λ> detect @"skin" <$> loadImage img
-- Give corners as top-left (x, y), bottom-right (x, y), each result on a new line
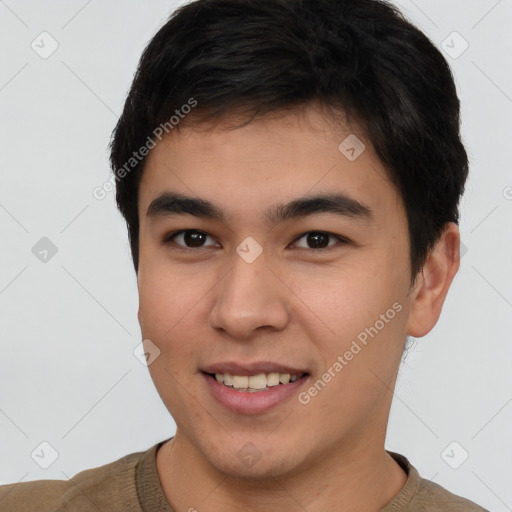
top-left (136, 103), bottom-right (460, 511)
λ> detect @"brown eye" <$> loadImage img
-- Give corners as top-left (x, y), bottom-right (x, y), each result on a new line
top-left (292, 231), bottom-right (346, 249)
top-left (165, 230), bottom-right (219, 248)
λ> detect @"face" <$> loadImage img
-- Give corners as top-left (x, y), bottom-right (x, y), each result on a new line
top-left (136, 105), bottom-right (416, 478)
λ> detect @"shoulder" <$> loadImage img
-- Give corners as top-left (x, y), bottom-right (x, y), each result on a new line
top-left (415, 475), bottom-right (489, 512)
top-left (386, 451), bottom-right (489, 512)
top-left (0, 448), bottom-right (147, 512)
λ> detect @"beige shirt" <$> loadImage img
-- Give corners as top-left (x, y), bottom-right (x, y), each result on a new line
top-left (0, 440), bottom-right (489, 511)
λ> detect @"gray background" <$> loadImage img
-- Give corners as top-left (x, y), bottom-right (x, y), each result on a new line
top-left (0, 1), bottom-right (511, 510)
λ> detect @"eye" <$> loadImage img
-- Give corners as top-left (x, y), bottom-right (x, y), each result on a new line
top-left (164, 230), bottom-right (220, 249)
top-left (163, 229), bottom-right (349, 251)
top-left (291, 231), bottom-right (348, 250)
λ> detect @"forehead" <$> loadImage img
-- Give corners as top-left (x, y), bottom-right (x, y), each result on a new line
top-left (138, 107), bottom-right (403, 227)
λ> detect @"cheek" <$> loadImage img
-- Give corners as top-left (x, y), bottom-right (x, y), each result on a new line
top-left (298, 257), bottom-right (409, 384)
top-left (137, 261), bottom-right (217, 366)
top-left (301, 260), bottom-right (404, 332)
top-left (303, 278), bottom-right (408, 431)
top-left (138, 257), bottom-right (196, 330)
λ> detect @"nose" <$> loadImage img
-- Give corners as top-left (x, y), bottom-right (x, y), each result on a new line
top-left (209, 252), bottom-right (290, 340)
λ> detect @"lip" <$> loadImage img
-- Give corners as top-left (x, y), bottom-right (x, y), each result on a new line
top-left (201, 361), bottom-right (308, 376)
top-left (202, 372), bottom-right (309, 414)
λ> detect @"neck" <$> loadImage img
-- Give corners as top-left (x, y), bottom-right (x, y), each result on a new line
top-left (156, 431), bottom-right (408, 512)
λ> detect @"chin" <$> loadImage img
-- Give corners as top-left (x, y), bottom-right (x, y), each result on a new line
top-left (198, 431), bottom-right (308, 481)
top-left (212, 451), bottom-right (299, 481)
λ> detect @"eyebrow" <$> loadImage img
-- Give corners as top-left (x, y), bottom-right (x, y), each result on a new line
top-left (146, 191), bottom-right (374, 226)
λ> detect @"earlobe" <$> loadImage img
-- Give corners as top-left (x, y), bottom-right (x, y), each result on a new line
top-left (406, 223), bottom-right (461, 338)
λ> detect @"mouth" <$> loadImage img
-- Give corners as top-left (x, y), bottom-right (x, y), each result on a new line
top-left (200, 364), bottom-right (310, 414)
top-left (203, 371), bottom-right (307, 392)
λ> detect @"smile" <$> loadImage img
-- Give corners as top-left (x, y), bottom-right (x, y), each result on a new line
top-left (212, 372), bottom-right (304, 392)
top-left (202, 371), bottom-right (310, 414)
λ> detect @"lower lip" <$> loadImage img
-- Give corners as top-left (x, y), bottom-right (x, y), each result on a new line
top-left (202, 373), bottom-right (309, 414)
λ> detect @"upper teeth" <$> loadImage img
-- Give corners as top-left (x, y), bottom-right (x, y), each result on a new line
top-left (215, 373), bottom-right (300, 389)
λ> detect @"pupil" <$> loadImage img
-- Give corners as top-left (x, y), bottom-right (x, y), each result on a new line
top-left (181, 231), bottom-right (329, 249)
top-left (185, 231), bottom-right (205, 247)
top-left (308, 232), bottom-right (328, 248)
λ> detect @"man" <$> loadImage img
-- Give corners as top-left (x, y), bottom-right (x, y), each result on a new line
top-left (0, 0), bottom-right (489, 510)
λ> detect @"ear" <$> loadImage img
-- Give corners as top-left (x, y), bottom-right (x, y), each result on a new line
top-left (406, 222), bottom-right (461, 338)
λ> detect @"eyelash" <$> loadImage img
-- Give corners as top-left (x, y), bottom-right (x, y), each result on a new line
top-left (162, 229), bottom-right (350, 252)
